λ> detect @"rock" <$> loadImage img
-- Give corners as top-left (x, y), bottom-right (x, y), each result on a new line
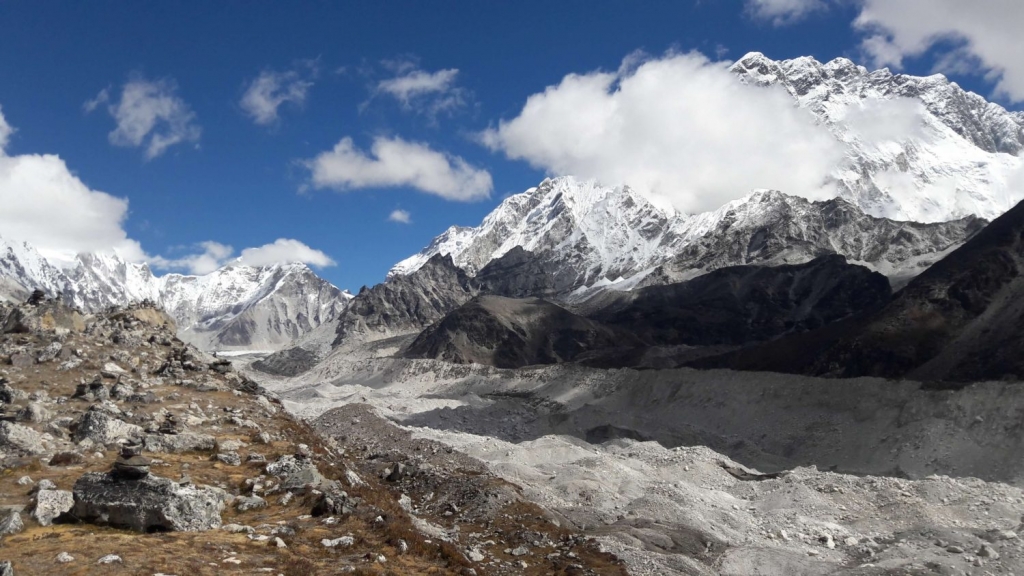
top-left (234, 496), bottom-right (267, 512)
top-left (101, 362), bottom-right (126, 376)
top-left (946, 545), bottom-right (965, 554)
top-left (49, 451), bottom-right (85, 466)
top-left (272, 537), bottom-right (286, 548)
top-left (510, 546), bottom-right (530, 557)
top-left (34, 479), bottom-right (57, 492)
top-left (109, 382), bottom-right (133, 400)
top-left (266, 455), bottom-right (325, 493)
top-left (96, 554), bottom-right (122, 564)
top-left (0, 422), bottom-right (46, 455)
top-left (36, 342), bottom-right (62, 363)
top-left (216, 439), bottom-right (244, 452)
top-left (55, 552), bottom-right (74, 563)
top-left (978, 544), bottom-right (1000, 559)
top-left (8, 353), bottom-right (34, 369)
top-left (30, 490), bottom-right (73, 526)
top-left (311, 488), bottom-right (359, 517)
top-left (397, 539), bottom-right (408, 555)
top-left (322, 536), bottom-right (354, 548)
top-left (0, 560), bottom-right (12, 576)
top-left (16, 403), bottom-right (50, 424)
top-left (112, 455), bottom-right (152, 480)
top-left (72, 410), bottom-right (142, 446)
top-left (819, 533), bottom-right (835, 549)
top-left (221, 523), bottom-right (254, 534)
top-left (0, 511), bottom-right (23, 536)
top-left (143, 432), bottom-right (215, 453)
top-left (467, 548), bottom-right (485, 562)
top-left (215, 452), bottom-right (241, 466)
top-left (72, 472), bottom-right (227, 532)
top-left (0, 382), bottom-right (17, 404)
top-left (15, 476), bottom-right (32, 486)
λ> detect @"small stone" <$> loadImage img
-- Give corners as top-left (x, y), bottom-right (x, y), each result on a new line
top-left (272, 537), bottom-right (286, 548)
top-left (844, 537), bottom-right (859, 547)
top-left (96, 554), bottom-right (122, 564)
top-left (56, 552), bottom-right (74, 563)
top-left (946, 545), bottom-right (964, 554)
top-left (0, 561), bottom-right (12, 576)
top-left (510, 546), bottom-right (530, 557)
top-left (467, 549), bottom-right (485, 562)
top-left (15, 476), bottom-right (32, 486)
top-left (978, 544), bottom-right (999, 559)
top-left (216, 452), bottom-right (241, 466)
top-left (34, 479), bottom-right (57, 492)
top-left (234, 496), bottom-right (267, 512)
top-left (31, 490), bottom-right (74, 526)
top-left (819, 533), bottom-right (835, 549)
top-left (322, 536), bottom-right (354, 548)
top-left (397, 539), bottom-right (408, 554)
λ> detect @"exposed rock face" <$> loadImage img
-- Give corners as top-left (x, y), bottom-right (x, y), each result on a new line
top-left (333, 254), bottom-right (477, 346)
top-left (0, 511), bottom-right (22, 536)
top-left (72, 472), bottom-right (227, 532)
top-left (695, 198), bottom-right (1024, 382)
top-left (642, 191), bottom-right (985, 290)
top-left (405, 295), bottom-right (638, 369)
top-left (596, 255), bottom-right (892, 347)
top-left (1, 300), bottom-right (85, 335)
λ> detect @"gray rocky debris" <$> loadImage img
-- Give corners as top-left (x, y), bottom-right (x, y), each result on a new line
top-left (0, 511), bottom-right (23, 536)
top-left (0, 422), bottom-right (46, 455)
top-left (72, 409), bottom-right (142, 446)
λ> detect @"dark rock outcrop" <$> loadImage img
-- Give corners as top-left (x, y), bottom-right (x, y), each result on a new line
top-left (405, 295), bottom-right (639, 369)
top-left (595, 255), bottom-right (892, 347)
top-left (333, 254), bottom-right (478, 346)
top-left (72, 472), bottom-right (227, 532)
top-left (693, 198), bottom-right (1024, 382)
top-left (251, 347), bottom-right (319, 377)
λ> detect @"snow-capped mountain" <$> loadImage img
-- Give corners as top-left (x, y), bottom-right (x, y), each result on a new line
top-left (390, 54), bottom-right (1023, 299)
top-left (732, 52), bottom-right (1024, 223)
top-left (389, 176), bottom-right (982, 301)
top-left (0, 235), bottom-right (351, 352)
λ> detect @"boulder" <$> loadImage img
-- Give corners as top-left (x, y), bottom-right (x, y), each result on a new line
top-left (30, 490), bottom-right (73, 526)
top-left (265, 455), bottom-right (325, 493)
top-left (2, 302), bottom-right (85, 334)
top-left (0, 560), bottom-right (11, 576)
top-left (72, 410), bottom-right (142, 446)
top-left (72, 472), bottom-right (227, 532)
top-left (0, 422), bottom-right (46, 455)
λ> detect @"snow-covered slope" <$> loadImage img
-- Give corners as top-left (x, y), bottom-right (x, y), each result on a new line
top-left (0, 235), bottom-right (350, 352)
top-left (732, 52), bottom-right (1024, 223)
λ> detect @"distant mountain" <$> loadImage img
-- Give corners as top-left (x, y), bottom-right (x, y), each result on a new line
top-left (0, 235), bottom-right (350, 352)
top-left (693, 197), bottom-right (1024, 383)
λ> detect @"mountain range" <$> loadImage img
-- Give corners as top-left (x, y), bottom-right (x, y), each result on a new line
top-left (0, 235), bottom-right (350, 352)
top-left (4, 53), bottom-right (1023, 366)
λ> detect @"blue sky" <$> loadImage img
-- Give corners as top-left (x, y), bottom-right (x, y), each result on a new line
top-left (0, 1), bottom-right (1020, 290)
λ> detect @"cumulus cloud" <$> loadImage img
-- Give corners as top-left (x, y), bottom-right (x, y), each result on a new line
top-left (87, 77), bottom-right (201, 159)
top-left (240, 63), bottom-right (317, 125)
top-left (305, 136), bottom-right (492, 201)
top-left (746, 0), bottom-right (828, 24)
top-left (154, 238), bottom-right (335, 275)
top-left (854, 0), bottom-right (1024, 102)
top-left (0, 106), bottom-right (148, 262)
top-left (370, 58), bottom-right (467, 120)
top-left (480, 51), bottom-right (844, 214)
top-left (387, 209), bottom-right (412, 224)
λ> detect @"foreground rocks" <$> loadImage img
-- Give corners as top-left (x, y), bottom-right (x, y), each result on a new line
top-left (72, 472), bottom-right (227, 532)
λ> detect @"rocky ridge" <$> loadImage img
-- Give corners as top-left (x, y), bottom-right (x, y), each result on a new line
top-left (0, 295), bottom-right (624, 575)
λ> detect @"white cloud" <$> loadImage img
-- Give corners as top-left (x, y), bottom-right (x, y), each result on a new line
top-left (154, 238), bottom-right (335, 275)
top-left (240, 63), bottom-right (316, 126)
top-left (480, 51), bottom-right (844, 214)
top-left (746, 0), bottom-right (827, 24)
top-left (88, 77), bottom-right (201, 159)
top-left (388, 209), bottom-right (412, 224)
top-left (0, 106), bottom-right (148, 262)
top-left (371, 59), bottom-right (467, 120)
top-left (305, 136), bottom-right (492, 201)
top-left (838, 97), bottom-right (927, 142)
top-left (0, 106), bottom-right (13, 150)
top-left (854, 0), bottom-right (1024, 102)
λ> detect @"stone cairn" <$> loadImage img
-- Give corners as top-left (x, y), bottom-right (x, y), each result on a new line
top-left (111, 442), bottom-right (151, 480)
